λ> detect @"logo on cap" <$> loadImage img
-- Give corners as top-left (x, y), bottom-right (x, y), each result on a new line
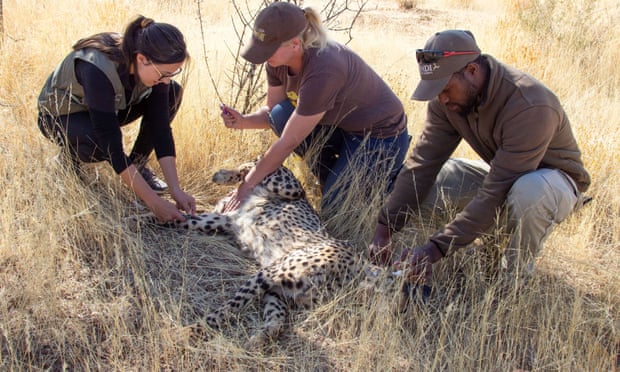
top-left (253, 28), bottom-right (266, 42)
top-left (419, 63), bottom-right (440, 76)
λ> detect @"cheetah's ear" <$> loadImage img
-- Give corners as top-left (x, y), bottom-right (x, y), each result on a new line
top-left (237, 155), bottom-right (262, 176)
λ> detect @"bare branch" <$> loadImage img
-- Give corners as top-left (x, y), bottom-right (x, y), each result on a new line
top-left (1, 0), bottom-right (4, 41)
top-left (195, 0), bottom-right (225, 103)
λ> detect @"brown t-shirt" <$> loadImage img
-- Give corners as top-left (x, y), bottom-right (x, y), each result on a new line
top-left (266, 42), bottom-right (406, 138)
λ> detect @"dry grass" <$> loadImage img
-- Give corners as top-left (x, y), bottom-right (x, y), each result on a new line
top-left (1, 0), bottom-right (618, 370)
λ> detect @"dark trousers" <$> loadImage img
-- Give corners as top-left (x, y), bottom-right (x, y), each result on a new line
top-left (268, 100), bottom-right (410, 211)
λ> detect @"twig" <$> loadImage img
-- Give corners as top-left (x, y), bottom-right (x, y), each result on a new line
top-left (195, 0), bottom-right (225, 104)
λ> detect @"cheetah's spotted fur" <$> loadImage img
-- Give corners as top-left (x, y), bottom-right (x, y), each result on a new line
top-left (132, 161), bottom-right (324, 267)
top-left (129, 161), bottom-right (391, 347)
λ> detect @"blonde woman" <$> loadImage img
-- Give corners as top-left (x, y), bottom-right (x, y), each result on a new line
top-left (220, 2), bottom-right (410, 213)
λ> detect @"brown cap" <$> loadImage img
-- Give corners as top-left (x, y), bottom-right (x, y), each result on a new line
top-left (411, 30), bottom-right (481, 101)
top-left (241, 2), bottom-right (308, 64)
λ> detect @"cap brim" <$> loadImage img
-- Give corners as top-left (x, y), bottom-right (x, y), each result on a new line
top-left (241, 38), bottom-right (280, 65)
top-left (411, 75), bottom-right (451, 101)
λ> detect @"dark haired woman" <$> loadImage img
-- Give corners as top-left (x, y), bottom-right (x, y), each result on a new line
top-left (38, 15), bottom-right (195, 222)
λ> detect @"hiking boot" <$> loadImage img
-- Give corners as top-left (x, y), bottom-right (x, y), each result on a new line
top-left (139, 166), bottom-right (168, 194)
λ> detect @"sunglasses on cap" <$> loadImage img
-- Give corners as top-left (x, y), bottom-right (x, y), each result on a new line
top-left (416, 49), bottom-right (479, 63)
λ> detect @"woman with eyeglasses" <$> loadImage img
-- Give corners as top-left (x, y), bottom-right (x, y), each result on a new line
top-left (218, 2), bottom-right (410, 217)
top-left (37, 15), bottom-right (195, 222)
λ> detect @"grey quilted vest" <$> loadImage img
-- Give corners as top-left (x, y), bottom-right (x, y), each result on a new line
top-left (38, 48), bottom-right (152, 116)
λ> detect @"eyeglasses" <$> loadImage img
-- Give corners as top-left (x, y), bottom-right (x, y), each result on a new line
top-left (416, 49), bottom-right (479, 63)
top-left (150, 62), bottom-right (183, 81)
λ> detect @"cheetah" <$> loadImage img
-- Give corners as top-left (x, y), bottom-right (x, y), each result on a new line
top-left (129, 161), bottom-right (417, 347)
top-left (130, 160), bottom-right (325, 267)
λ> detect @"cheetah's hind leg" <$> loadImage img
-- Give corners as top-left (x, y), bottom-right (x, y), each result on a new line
top-left (205, 270), bottom-right (273, 328)
top-left (245, 291), bottom-right (289, 348)
top-left (205, 270), bottom-right (286, 346)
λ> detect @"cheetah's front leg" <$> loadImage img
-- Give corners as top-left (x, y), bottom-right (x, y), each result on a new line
top-left (126, 212), bottom-right (233, 235)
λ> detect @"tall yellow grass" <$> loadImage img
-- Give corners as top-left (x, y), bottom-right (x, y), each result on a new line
top-left (0, 0), bottom-right (618, 370)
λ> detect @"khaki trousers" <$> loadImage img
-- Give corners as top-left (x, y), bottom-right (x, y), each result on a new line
top-left (420, 158), bottom-right (581, 273)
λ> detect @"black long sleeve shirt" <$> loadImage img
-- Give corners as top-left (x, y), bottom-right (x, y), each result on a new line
top-left (75, 60), bottom-right (175, 174)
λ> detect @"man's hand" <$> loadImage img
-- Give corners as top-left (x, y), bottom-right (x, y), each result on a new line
top-left (368, 223), bottom-right (393, 266)
top-left (394, 241), bottom-right (443, 284)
